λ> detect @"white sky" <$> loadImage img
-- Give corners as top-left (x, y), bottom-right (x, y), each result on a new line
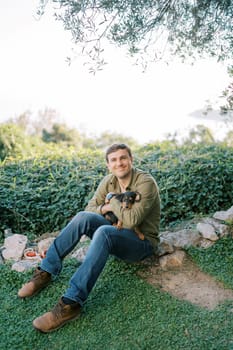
top-left (0, 0), bottom-right (231, 144)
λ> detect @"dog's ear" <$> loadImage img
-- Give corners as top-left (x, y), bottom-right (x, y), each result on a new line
top-left (135, 191), bottom-right (141, 202)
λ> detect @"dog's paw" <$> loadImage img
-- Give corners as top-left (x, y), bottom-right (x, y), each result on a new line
top-left (116, 221), bottom-right (123, 230)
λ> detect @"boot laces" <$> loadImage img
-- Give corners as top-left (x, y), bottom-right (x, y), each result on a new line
top-left (53, 300), bottom-right (66, 319)
top-left (33, 269), bottom-right (46, 282)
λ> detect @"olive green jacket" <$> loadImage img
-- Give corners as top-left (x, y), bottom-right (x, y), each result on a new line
top-left (85, 168), bottom-right (160, 251)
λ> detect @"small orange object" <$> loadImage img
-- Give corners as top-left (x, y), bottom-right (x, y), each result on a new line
top-left (26, 251), bottom-right (37, 257)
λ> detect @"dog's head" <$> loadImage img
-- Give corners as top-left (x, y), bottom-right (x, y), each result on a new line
top-left (115, 191), bottom-right (141, 209)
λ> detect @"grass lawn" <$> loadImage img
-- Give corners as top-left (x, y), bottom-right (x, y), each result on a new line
top-left (1, 236), bottom-right (233, 350)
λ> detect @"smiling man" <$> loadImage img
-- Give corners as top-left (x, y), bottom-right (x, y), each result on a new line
top-left (18, 143), bottom-right (161, 333)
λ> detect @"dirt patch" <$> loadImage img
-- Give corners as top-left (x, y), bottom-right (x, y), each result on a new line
top-left (139, 257), bottom-right (233, 310)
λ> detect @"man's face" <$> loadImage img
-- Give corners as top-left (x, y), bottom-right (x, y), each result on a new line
top-left (107, 149), bottom-right (133, 180)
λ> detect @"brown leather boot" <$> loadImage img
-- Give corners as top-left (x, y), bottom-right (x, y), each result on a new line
top-left (33, 298), bottom-right (81, 333)
top-left (18, 268), bottom-right (51, 298)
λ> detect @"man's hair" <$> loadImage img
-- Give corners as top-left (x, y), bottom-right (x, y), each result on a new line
top-left (105, 143), bottom-right (132, 162)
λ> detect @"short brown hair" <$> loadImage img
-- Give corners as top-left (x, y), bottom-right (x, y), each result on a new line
top-left (105, 143), bottom-right (132, 162)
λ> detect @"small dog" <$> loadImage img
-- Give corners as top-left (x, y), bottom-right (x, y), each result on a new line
top-left (104, 191), bottom-right (144, 240)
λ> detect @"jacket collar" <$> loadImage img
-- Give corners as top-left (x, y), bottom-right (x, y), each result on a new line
top-left (109, 168), bottom-right (135, 191)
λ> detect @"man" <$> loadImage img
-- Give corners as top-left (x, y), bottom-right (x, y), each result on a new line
top-left (18, 143), bottom-right (160, 333)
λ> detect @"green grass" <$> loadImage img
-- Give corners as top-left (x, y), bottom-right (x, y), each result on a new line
top-left (1, 247), bottom-right (233, 350)
top-left (188, 235), bottom-right (233, 289)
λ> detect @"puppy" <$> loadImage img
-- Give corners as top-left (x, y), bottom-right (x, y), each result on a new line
top-left (104, 191), bottom-right (144, 240)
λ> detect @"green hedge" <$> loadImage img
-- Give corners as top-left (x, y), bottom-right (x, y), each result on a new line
top-left (1, 144), bottom-right (233, 239)
top-left (138, 144), bottom-right (233, 223)
top-left (0, 150), bottom-right (106, 238)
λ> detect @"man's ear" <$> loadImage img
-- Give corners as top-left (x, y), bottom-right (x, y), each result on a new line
top-left (106, 163), bottom-right (111, 172)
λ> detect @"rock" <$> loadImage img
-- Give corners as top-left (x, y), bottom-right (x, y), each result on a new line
top-left (198, 239), bottom-right (216, 249)
top-left (203, 218), bottom-right (229, 237)
top-left (2, 234), bottom-right (28, 261)
top-left (4, 228), bottom-right (13, 238)
top-left (158, 237), bottom-right (175, 256)
top-left (160, 229), bottom-right (201, 249)
top-left (213, 206), bottom-right (233, 221)
top-left (80, 235), bottom-right (90, 243)
top-left (140, 254), bottom-right (160, 266)
top-left (2, 205), bottom-right (233, 273)
top-left (159, 250), bottom-right (186, 268)
top-left (196, 223), bottom-right (219, 241)
top-left (71, 245), bottom-right (89, 262)
top-left (37, 237), bottom-right (55, 255)
top-left (12, 259), bottom-right (40, 272)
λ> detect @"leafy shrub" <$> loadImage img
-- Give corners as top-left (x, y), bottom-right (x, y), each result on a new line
top-left (137, 144), bottom-right (233, 224)
top-left (0, 149), bottom-right (105, 238)
top-left (0, 143), bottom-right (233, 238)
top-left (0, 123), bottom-right (34, 160)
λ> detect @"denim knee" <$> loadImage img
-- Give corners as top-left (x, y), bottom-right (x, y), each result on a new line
top-left (70, 211), bottom-right (90, 226)
top-left (91, 225), bottom-right (113, 250)
top-left (68, 211), bottom-right (110, 240)
top-left (69, 211), bottom-right (96, 234)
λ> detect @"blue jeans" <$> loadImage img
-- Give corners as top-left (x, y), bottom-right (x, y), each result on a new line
top-left (40, 211), bottom-right (154, 306)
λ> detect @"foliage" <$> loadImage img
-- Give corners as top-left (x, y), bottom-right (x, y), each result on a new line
top-left (205, 65), bottom-right (233, 127)
top-left (1, 256), bottom-right (233, 349)
top-left (223, 130), bottom-right (233, 147)
top-left (0, 122), bottom-right (81, 162)
top-left (1, 142), bottom-right (233, 348)
top-left (188, 235), bottom-right (233, 289)
top-left (135, 143), bottom-right (233, 224)
top-left (42, 122), bottom-right (83, 147)
top-left (0, 123), bottom-right (42, 161)
top-left (1, 114), bottom-right (140, 160)
top-left (220, 66), bottom-right (233, 119)
top-left (0, 149), bottom-right (105, 238)
top-left (183, 124), bottom-right (215, 145)
top-left (7, 108), bottom-right (63, 136)
top-left (38, 0), bottom-right (233, 69)
top-left (1, 143), bottom-right (233, 238)
top-left (92, 130), bottom-right (139, 150)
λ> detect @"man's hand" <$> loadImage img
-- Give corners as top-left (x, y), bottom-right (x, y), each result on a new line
top-left (101, 192), bottom-right (117, 214)
top-left (101, 203), bottom-right (113, 215)
top-left (105, 192), bottom-right (117, 204)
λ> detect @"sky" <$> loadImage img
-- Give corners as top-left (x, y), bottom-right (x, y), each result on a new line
top-left (0, 0), bottom-right (231, 144)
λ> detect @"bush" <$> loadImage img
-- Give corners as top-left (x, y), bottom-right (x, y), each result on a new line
top-left (0, 149), bottom-right (105, 238)
top-left (0, 143), bottom-right (233, 239)
top-left (0, 123), bottom-right (43, 161)
top-left (137, 144), bottom-right (233, 224)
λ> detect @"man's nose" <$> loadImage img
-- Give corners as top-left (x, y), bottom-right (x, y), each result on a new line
top-left (116, 158), bottom-right (124, 165)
